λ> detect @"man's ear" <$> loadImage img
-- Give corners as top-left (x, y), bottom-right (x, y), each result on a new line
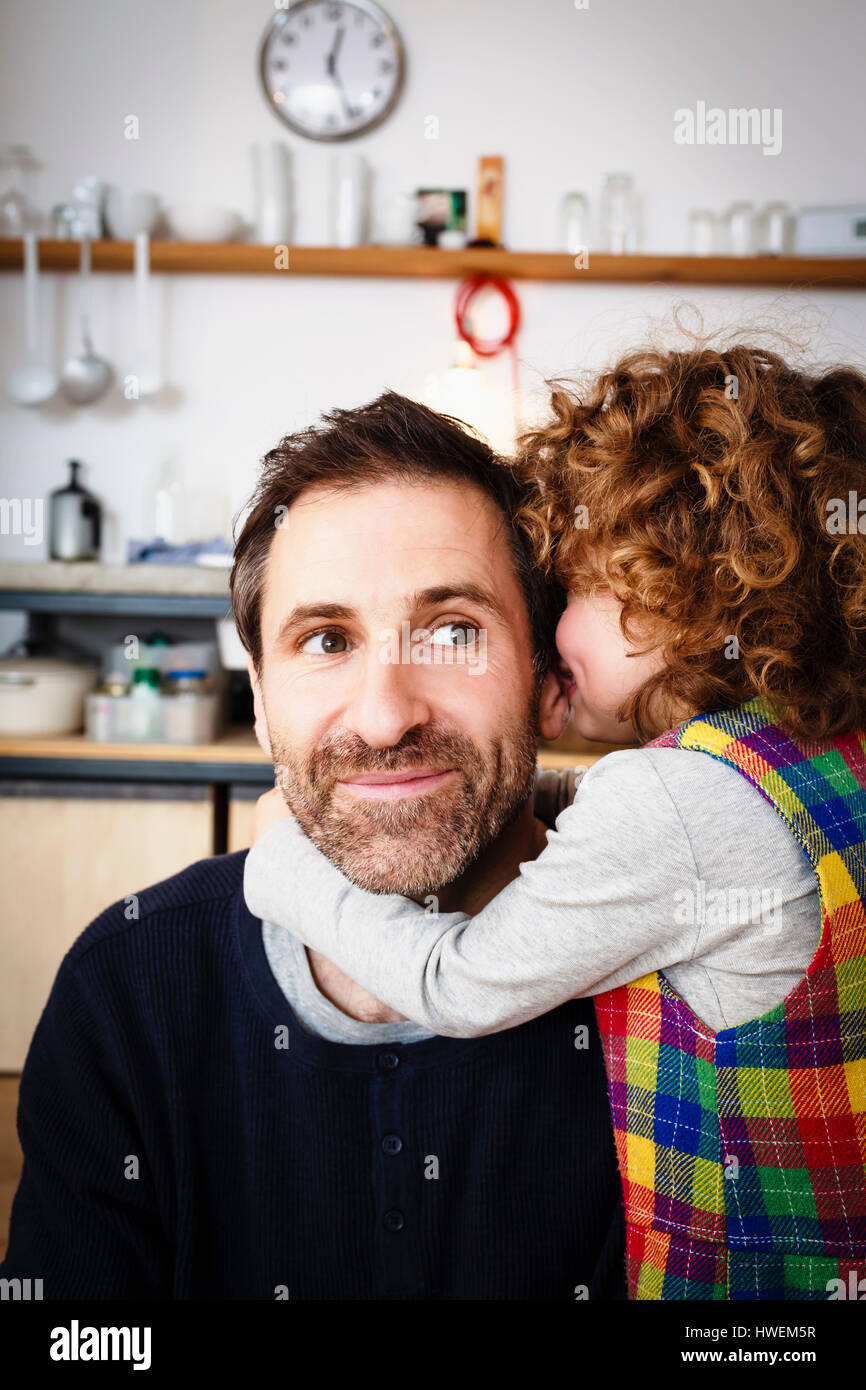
top-left (247, 654), bottom-right (273, 760)
top-left (537, 665), bottom-right (571, 743)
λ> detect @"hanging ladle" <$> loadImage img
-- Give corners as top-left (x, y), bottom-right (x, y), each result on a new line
top-left (5, 232), bottom-right (58, 406)
top-left (59, 234), bottom-right (114, 405)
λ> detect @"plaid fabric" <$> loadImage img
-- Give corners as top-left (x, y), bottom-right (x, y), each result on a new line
top-left (593, 693), bottom-right (866, 1299)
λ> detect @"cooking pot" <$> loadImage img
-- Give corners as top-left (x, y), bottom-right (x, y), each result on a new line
top-left (0, 656), bottom-right (98, 735)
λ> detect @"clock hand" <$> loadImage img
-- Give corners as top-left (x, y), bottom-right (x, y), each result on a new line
top-left (325, 24), bottom-right (345, 77)
top-left (334, 74), bottom-right (357, 122)
top-left (326, 26), bottom-right (355, 121)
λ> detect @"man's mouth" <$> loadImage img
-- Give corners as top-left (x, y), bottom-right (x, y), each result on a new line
top-left (337, 768), bottom-right (458, 801)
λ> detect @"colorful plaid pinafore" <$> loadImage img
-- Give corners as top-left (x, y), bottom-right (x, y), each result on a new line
top-left (593, 694), bottom-right (866, 1299)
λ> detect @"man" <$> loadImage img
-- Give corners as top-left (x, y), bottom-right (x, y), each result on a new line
top-left (1, 392), bottom-right (626, 1300)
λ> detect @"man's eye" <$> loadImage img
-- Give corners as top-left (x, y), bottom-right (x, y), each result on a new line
top-left (300, 630), bottom-right (349, 655)
top-left (430, 622), bottom-right (478, 649)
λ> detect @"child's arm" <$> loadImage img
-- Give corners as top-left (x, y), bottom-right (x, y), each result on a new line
top-left (244, 749), bottom-right (717, 1037)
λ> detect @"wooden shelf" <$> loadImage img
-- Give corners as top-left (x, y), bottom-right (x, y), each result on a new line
top-left (0, 726), bottom-right (268, 765)
top-left (2, 238), bottom-right (865, 287)
top-left (0, 725), bottom-right (272, 785)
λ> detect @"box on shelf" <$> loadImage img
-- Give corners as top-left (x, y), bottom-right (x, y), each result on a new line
top-left (85, 638), bottom-right (227, 744)
top-left (86, 687), bottom-right (220, 745)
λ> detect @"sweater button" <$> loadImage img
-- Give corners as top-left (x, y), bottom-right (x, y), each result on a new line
top-left (376, 1050), bottom-right (400, 1071)
top-left (383, 1209), bottom-right (405, 1232)
top-left (382, 1133), bottom-right (403, 1155)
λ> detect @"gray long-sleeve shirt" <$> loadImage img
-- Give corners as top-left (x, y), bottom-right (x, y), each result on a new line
top-left (243, 748), bottom-right (821, 1037)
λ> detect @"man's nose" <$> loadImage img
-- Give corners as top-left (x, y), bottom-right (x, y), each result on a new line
top-left (340, 638), bottom-right (432, 748)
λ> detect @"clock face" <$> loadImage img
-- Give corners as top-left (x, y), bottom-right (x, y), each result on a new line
top-left (260, 0), bottom-right (405, 141)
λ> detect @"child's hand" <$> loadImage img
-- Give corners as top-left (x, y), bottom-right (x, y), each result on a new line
top-left (251, 787), bottom-right (294, 844)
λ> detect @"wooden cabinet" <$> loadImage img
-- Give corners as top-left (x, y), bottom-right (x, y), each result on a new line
top-left (228, 787), bottom-right (257, 853)
top-left (0, 782), bottom-right (213, 1070)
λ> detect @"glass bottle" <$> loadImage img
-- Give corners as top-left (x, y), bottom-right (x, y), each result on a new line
top-left (755, 202), bottom-right (792, 256)
top-left (129, 667), bottom-right (162, 740)
top-left (599, 174), bottom-right (638, 254)
top-left (0, 144), bottom-right (43, 235)
top-left (559, 192), bottom-right (590, 255)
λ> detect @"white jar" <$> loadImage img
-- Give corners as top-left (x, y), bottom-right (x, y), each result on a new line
top-left (332, 154), bottom-right (368, 247)
top-left (252, 141), bottom-right (293, 244)
top-left (722, 202), bottom-right (756, 257)
top-left (688, 210), bottom-right (716, 256)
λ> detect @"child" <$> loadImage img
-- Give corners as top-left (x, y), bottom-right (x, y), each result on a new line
top-left (244, 344), bottom-right (866, 1301)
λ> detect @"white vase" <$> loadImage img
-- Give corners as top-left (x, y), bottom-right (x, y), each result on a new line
top-left (332, 154), bottom-right (368, 248)
top-left (252, 141), bottom-right (293, 244)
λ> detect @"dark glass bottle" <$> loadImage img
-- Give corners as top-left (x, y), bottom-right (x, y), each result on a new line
top-left (48, 459), bottom-right (101, 561)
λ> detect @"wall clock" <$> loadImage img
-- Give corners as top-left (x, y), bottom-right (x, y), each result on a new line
top-left (259, 0), bottom-right (405, 141)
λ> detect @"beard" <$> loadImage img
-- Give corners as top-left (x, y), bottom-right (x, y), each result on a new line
top-left (269, 708), bottom-right (539, 898)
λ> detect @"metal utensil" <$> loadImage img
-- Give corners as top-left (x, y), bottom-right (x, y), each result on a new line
top-left (59, 235), bottom-right (114, 405)
top-left (4, 232), bottom-right (58, 406)
top-left (134, 231), bottom-right (161, 396)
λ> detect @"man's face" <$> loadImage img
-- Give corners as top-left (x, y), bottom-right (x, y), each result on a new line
top-left (250, 477), bottom-right (559, 897)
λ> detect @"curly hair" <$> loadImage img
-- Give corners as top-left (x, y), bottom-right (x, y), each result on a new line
top-left (513, 344), bottom-right (866, 743)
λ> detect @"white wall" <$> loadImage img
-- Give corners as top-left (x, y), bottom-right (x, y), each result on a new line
top-left (1, 0), bottom-right (865, 565)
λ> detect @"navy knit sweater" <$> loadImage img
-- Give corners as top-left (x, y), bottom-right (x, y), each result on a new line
top-left (1, 852), bottom-right (627, 1300)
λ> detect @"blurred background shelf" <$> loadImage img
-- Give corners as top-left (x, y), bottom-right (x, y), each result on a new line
top-left (0, 726), bottom-right (268, 779)
top-left (2, 238), bottom-right (866, 286)
top-left (0, 562), bottom-right (231, 618)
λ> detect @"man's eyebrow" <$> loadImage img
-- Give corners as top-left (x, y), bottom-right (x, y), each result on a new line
top-left (274, 603), bottom-right (358, 647)
top-left (273, 584), bottom-right (508, 647)
top-left (407, 584), bottom-right (509, 625)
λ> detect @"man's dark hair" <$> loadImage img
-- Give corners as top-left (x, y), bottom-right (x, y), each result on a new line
top-left (231, 390), bottom-right (563, 675)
